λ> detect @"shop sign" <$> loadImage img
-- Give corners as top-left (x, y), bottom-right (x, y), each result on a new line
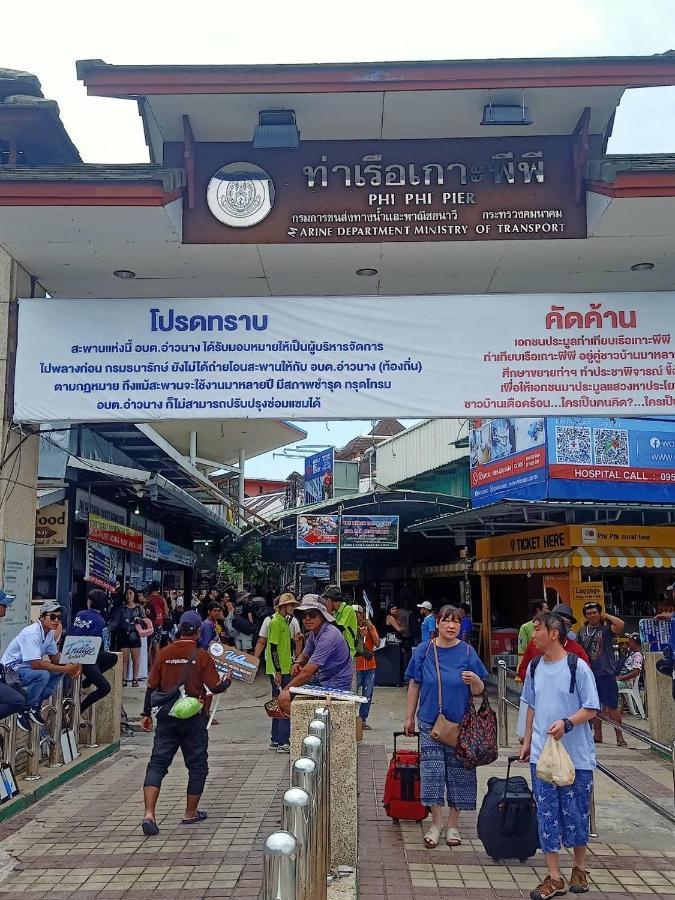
top-left (85, 540), bottom-right (120, 591)
top-left (143, 535), bottom-right (159, 562)
top-left (297, 515), bottom-right (339, 550)
top-left (571, 524), bottom-right (675, 548)
top-left (341, 515), bottom-right (399, 550)
top-left (341, 570), bottom-right (360, 583)
top-left (477, 526), bottom-right (573, 559)
top-left (60, 635), bottom-right (102, 665)
top-left (35, 501), bottom-right (69, 548)
top-left (130, 513), bottom-right (164, 540)
top-left (88, 514), bottom-right (143, 554)
top-left (571, 582), bottom-right (604, 607)
top-left (15, 292), bottom-right (675, 423)
top-left (158, 539), bottom-right (197, 568)
top-left (305, 563), bottom-right (331, 579)
top-left (179, 137), bottom-right (586, 245)
top-left (470, 418), bottom-right (547, 507)
top-left (304, 448), bottom-right (334, 504)
top-left (75, 489), bottom-right (125, 525)
top-left (208, 642), bottom-right (260, 683)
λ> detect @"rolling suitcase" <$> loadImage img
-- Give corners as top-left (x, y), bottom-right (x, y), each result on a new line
top-left (383, 731), bottom-right (429, 823)
top-left (477, 754), bottom-right (539, 862)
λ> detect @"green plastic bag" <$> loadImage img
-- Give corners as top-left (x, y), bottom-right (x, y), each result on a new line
top-left (168, 687), bottom-right (203, 719)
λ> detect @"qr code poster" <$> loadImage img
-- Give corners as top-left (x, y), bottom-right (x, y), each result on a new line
top-left (593, 428), bottom-right (630, 467)
top-left (554, 425), bottom-right (592, 464)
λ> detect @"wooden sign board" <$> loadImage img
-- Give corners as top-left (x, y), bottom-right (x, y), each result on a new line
top-left (571, 583), bottom-right (604, 606)
top-left (209, 642), bottom-right (260, 683)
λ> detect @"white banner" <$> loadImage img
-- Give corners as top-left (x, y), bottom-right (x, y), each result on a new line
top-left (13, 293), bottom-right (675, 422)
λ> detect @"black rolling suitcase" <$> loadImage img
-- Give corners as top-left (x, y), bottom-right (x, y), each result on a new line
top-left (477, 755), bottom-right (539, 862)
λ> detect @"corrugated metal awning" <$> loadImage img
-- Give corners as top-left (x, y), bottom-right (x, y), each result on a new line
top-left (413, 561), bottom-right (469, 578)
top-left (476, 546), bottom-right (675, 573)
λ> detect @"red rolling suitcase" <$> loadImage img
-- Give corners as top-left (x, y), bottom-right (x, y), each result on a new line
top-left (383, 731), bottom-right (429, 823)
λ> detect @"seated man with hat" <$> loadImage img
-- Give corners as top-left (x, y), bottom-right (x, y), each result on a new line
top-left (278, 594), bottom-right (352, 714)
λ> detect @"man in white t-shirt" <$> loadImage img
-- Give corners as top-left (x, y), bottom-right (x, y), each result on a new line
top-left (255, 602), bottom-right (303, 660)
top-left (1, 600), bottom-right (81, 732)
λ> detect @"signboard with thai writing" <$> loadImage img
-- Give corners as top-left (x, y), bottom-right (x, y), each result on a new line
top-left (173, 137), bottom-right (585, 245)
top-left (88, 514), bottom-right (143, 554)
top-left (341, 515), bottom-right (400, 550)
top-left (14, 292), bottom-right (674, 422)
top-left (470, 418), bottom-right (547, 508)
top-left (297, 515), bottom-right (339, 550)
top-left (35, 501), bottom-right (69, 548)
top-left (60, 635), bottom-right (102, 665)
top-left (304, 448), bottom-right (334, 504)
top-left (208, 642), bottom-right (260, 683)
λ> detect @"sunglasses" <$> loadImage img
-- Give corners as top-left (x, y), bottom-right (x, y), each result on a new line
top-left (46, 613), bottom-right (62, 621)
top-left (302, 610), bottom-right (322, 619)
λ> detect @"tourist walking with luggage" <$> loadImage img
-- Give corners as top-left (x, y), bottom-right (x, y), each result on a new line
top-left (403, 605), bottom-right (488, 849)
top-left (578, 602), bottom-right (626, 746)
top-left (520, 610), bottom-right (600, 898)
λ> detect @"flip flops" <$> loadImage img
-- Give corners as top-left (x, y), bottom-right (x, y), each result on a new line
top-left (181, 809), bottom-right (208, 825)
top-left (141, 818), bottom-right (159, 836)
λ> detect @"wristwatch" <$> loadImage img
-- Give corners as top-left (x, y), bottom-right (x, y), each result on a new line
top-left (562, 717), bottom-right (574, 733)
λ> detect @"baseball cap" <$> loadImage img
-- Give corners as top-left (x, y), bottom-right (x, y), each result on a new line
top-left (179, 610), bottom-right (203, 632)
top-left (0, 590), bottom-right (15, 608)
top-left (40, 599), bottom-right (62, 616)
top-left (417, 601), bottom-right (433, 612)
top-left (322, 585), bottom-right (342, 601)
top-left (551, 603), bottom-right (577, 625)
top-left (297, 593), bottom-right (335, 622)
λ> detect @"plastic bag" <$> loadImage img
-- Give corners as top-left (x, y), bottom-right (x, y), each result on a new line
top-left (168, 687), bottom-right (203, 719)
top-left (536, 735), bottom-right (576, 787)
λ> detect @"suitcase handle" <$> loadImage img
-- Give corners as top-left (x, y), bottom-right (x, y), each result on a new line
top-left (393, 730), bottom-right (420, 755)
top-left (503, 754), bottom-right (524, 801)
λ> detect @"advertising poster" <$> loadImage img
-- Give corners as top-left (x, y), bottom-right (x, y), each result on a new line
top-left (547, 416), bottom-right (675, 502)
top-left (296, 515), bottom-right (339, 549)
top-left (304, 449), bottom-right (334, 504)
top-left (470, 417), bottom-right (547, 507)
top-left (88, 514), bottom-right (143, 554)
top-left (209, 642), bottom-right (260, 683)
top-left (14, 292), bottom-right (675, 423)
top-left (60, 635), bottom-right (102, 665)
top-left (341, 515), bottom-right (400, 550)
top-left (85, 541), bottom-right (120, 591)
top-left (35, 501), bottom-right (69, 548)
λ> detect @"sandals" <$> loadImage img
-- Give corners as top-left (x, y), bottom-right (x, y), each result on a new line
top-left (132, 680), bottom-right (139, 687)
top-left (181, 809), bottom-right (208, 825)
top-left (446, 827), bottom-right (462, 847)
top-left (423, 825), bottom-right (440, 848)
top-left (616, 737), bottom-right (628, 747)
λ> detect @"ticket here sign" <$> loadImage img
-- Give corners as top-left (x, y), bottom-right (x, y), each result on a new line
top-left (209, 642), bottom-right (260, 683)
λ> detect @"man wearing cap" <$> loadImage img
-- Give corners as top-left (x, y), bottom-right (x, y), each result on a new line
top-left (254, 593), bottom-right (299, 752)
top-left (1, 600), bottom-right (81, 732)
top-left (278, 594), bottom-right (352, 714)
top-left (0, 591), bottom-right (27, 723)
top-left (418, 601), bottom-right (436, 643)
top-left (322, 585), bottom-right (358, 658)
top-left (140, 610), bottom-right (231, 836)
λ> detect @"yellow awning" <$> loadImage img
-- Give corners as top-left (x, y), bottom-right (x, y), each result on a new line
top-left (476, 546), bottom-right (675, 573)
top-left (413, 561), bottom-right (468, 578)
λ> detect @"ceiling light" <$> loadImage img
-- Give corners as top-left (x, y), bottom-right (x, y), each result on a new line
top-left (113, 269), bottom-right (136, 279)
top-left (630, 262), bottom-right (654, 272)
top-left (252, 110), bottom-right (301, 150)
top-left (356, 268), bottom-right (378, 277)
top-left (482, 103), bottom-right (532, 126)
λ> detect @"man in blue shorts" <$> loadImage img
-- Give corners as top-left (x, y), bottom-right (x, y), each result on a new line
top-left (521, 611), bottom-right (600, 899)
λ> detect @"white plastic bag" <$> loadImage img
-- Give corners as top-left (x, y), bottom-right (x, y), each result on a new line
top-left (536, 735), bottom-right (576, 787)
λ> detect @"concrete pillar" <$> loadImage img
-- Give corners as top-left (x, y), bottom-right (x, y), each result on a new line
top-left (644, 652), bottom-right (675, 746)
top-left (290, 698), bottom-right (358, 868)
top-left (0, 249), bottom-right (40, 652)
top-left (95, 652), bottom-right (123, 744)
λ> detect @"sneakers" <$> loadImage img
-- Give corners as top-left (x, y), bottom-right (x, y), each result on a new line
top-left (530, 874), bottom-right (567, 900)
top-left (269, 741), bottom-right (279, 750)
top-left (276, 743), bottom-right (291, 754)
top-left (28, 707), bottom-right (46, 727)
top-left (570, 867), bottom-right (589, 894)
top-left (16, 711), bottom-right (30, 732)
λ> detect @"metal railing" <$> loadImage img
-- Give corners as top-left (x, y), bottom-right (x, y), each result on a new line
top-left (261, 706), bottom-right (332, 900)
top-left (497, 660), bottom-right (675, 829)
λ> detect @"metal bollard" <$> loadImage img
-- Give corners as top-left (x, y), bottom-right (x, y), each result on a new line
top-left (314, 706), bottom-right (332, 869)
top-left (497, 660), bottom-right (509, 748)
top-left (46, 680), bottom-right (64, 767)
top-left (309, 719), bottom-right (331, 880)
top-left (70, 678), bottom-right (81, 752)
top-left (0, 715), bottom-right (17, 768)
top-left (23, 720), bottom-right (41, 781)
top-left (292, 757), bottom-right (319, 900)
top-left (82, 701), bottom-right (98, 749)
top-left (281, 787), bottom-right (311, 900)
top-left (261, 830), bottom-right (298, 900)
top-left (302, 734), bottom-right (327, 900)
top-left (589, 786), bottom-right (598, 838)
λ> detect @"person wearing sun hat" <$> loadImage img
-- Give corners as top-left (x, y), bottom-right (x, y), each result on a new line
top-left (255, 592), bottom-right (300, 753)
top-left (277, 593), bottom-right (352, 714)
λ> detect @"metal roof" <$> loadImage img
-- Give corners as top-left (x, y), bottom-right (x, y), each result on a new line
top-left (408, 498), bottom-right (675, 536)
top-left (587, 155), bottom-right (675, 181)
top-left (0, 165), bottom-right (184, 190)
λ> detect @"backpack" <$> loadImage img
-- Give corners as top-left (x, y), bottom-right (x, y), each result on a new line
top-left (529, 652), bottom-right (578, 700)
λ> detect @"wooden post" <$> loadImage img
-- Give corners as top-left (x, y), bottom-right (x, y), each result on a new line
top-left (480, 573), bottom-right (492, 668)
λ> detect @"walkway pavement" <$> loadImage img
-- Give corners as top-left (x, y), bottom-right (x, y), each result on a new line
top-left (0, 677), bottom-right (672, 898)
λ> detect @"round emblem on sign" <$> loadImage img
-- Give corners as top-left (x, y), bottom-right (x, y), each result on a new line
top-left (206, 162), bottom-right (275, 228)
top-left (209, 642), bottom-right (225, 657)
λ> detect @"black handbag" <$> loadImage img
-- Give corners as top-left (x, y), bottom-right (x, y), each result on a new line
top-left (150, 647), bottom-right (199, 709)
top-left (232, 613), bottom-right (254, 636)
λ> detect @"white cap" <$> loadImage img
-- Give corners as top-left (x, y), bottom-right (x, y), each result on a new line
top-left (417, 601), bottom-right (433, 612)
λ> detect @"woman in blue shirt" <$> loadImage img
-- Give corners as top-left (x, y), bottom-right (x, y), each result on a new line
top-left (404, 605), bottom-right (488, 849)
